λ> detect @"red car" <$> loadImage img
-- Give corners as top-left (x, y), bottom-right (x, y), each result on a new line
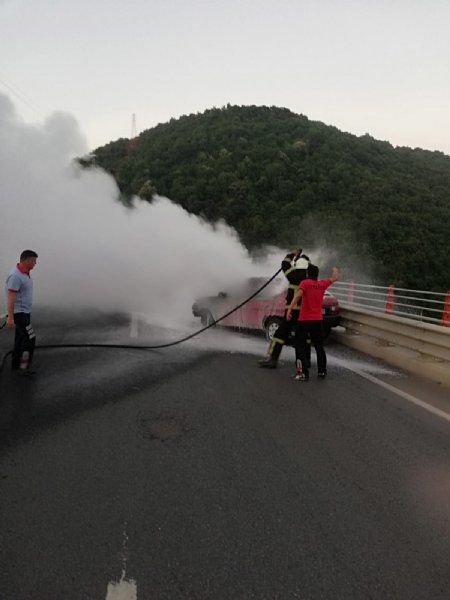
top-left (192, 277), bottom-right (341, 341)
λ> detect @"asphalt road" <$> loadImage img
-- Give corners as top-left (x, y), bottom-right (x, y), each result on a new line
top-left (1, 317), bottom-right (449, 599)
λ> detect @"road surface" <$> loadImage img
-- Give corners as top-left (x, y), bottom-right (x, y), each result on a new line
top-left (1, 317), bottom-right (449, 599)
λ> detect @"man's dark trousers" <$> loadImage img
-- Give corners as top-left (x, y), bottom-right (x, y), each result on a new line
top-left (11, 313), bottom-right (36, 370)
top-left (295, 320), bottom-right (326, 375)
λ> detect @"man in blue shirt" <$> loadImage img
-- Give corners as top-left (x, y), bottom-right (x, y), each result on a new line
top-left (5, 249), bottom-right (38, 375)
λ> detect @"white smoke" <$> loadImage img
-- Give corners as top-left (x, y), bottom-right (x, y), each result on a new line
top-left (0, 93), bottom-right (284, 327)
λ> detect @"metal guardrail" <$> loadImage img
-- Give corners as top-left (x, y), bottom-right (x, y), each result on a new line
top-left (337, 306), bottom-right (450, 363)
top-left (331, 282), bottom-right (450, 386)
top-left (334, 303), bottom-right (450, 388)
top-left (332, 281), bottom-right (450, 327)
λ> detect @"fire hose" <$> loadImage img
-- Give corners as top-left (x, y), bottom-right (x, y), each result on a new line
top-left (0, 269), bottom-right (282, 372)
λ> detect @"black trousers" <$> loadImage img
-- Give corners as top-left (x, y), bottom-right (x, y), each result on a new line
top-left (267, 311), bottom-right (311, 367)
top-left (294, 320), bottom-right (326, 375)
top-left (11, 313), bottom-right (36, 370)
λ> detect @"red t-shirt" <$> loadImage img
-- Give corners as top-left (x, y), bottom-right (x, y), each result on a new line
top-left (298, 278), bottom-right (332, 321)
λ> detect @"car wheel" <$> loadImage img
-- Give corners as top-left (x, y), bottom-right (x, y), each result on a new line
top-left (264, 317), bottom-right (282, 342)
top-left (200, 310), bottom-right (215, 327)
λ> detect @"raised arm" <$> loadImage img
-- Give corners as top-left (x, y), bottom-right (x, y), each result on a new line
top-left (281, 248), bottom-right (302, 277)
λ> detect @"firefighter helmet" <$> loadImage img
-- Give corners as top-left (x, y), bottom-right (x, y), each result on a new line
top-left (293, 256), bottom-right (309, 270)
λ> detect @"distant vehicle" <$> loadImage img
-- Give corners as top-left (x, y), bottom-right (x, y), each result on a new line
top-left (192, 277), bottom-right (341, 342)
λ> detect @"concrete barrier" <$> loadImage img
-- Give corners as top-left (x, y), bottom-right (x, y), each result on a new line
top-left (334, 307), bottom-right (450, 388)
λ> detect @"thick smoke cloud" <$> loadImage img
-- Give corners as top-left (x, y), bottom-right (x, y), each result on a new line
top-left (0, 93), bottom-right (282, 327)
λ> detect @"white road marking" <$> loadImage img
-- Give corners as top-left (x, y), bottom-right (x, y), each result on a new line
top-left (106, 572), bottom-right (137, 600)
top-left (106, 524), bottom-right (137, 599)
top-left (346, 365), bottom-right (450, 423)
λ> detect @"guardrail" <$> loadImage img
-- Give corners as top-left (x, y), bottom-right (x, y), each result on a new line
top-left (332, 281), bottom-right (450, 327)
top-left (337, 306), bottom-right (450, 361)
top-left (333, 303), bottom-right (450, 387)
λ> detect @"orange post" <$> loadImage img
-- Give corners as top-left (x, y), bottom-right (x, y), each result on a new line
top-left (440, 291), bottom-right (450, 327)
top-left (385, 285), bottom-right (395, 314)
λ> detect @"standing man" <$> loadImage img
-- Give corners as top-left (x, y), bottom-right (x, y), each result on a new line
top-left (287, 264), bottom-right (339, 381)
top-left (258, 248), bottom-right (311, 369)
top-left (5, 250), bottom-right (38, 375)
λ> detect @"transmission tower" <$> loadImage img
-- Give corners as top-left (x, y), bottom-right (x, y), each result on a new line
top-left (131, 113), bottom-right (137, 139)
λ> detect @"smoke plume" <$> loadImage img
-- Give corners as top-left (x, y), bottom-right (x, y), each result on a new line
top-left (0, 93), bottom-right (284, 328)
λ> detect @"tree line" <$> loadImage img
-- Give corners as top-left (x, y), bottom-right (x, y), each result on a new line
top-left (81, 104), bottom-right (450, 291)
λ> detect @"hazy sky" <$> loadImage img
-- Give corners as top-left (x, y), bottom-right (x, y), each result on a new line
top-left (1, 0), bottom-right (450, 154)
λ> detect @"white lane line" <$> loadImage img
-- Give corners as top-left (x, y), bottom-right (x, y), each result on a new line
top-left (106, 572), bottom-right (137, 600)
top-left (106, 524), bottom-right (137, 599)
top-left (346, 365), bottom-right (450, 423)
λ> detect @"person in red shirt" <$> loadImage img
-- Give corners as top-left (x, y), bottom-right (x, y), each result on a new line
top-left (287, 264), bottom-right (339, 381)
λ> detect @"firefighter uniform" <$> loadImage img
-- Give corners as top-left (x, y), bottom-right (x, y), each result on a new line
top-left (258, 250), bottom-right (311, 368)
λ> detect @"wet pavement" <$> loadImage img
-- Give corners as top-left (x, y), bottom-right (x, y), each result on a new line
top-left (1, 315), bottom-right (450, 599)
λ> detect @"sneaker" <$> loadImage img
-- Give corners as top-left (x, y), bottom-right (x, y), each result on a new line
top-left (257, 358), bottom-right (277, 369)
top-left (295, 373), bottom-right (309, 382)
top-left (318, 372), bottom-right (327, 379)
top-left (293, 368), bottom-right (303, 380)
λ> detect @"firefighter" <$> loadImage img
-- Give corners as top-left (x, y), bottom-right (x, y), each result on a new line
top-left (258, 248), bottom-right (311, 370)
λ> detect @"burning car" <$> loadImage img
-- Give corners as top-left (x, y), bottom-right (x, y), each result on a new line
top-left (192, 277), bottom-right (341, 341)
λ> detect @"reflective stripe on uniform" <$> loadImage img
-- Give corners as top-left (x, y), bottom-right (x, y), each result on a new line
top-left (268, 338), bottom-right (284, 355)
top-left (25, 324), bottom-right (36, 340)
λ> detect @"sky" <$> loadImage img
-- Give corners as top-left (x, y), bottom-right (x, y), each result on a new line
top-left (1, 0), bottom-right (450, 154)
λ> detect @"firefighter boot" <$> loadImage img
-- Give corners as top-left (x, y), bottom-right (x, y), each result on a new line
top-left (258, 340), bottom-right (282, 368)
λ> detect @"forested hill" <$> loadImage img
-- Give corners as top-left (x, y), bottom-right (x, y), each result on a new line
top-left (87, 105), bottom-right (450, 291)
